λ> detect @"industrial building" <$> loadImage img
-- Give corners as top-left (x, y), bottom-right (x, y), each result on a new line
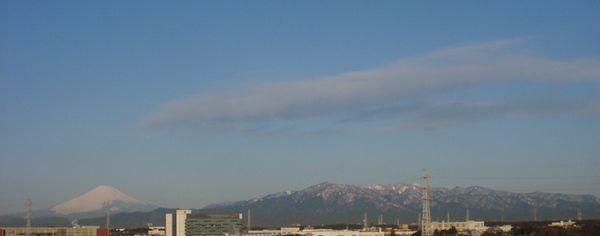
top-left (0, 227), bottom-right (107, 236)
top-left (165, 210), bottom-right (243, 236)
top-left (185, 214), bottom-right (243, 236)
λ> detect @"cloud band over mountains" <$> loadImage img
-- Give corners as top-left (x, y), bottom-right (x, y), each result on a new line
top-left (140, 40), bottom-right (600, 134)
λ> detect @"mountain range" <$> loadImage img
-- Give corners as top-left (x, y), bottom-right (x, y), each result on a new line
top-left (1, 183), bottom-right (599, 228)
top-left (200, 182), bottom-right (600, 226)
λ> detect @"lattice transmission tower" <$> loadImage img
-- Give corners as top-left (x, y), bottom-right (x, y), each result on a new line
top-left (421, 169), bottom-right (432, 236)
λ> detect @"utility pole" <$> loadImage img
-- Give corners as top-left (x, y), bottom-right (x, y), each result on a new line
top-left (363, 212), bottom-right (368, 230)
top-left (26, 199), bottom-right (32, 236)
top-left (577, 209), bottom-right (583, 221)
top-left (247, 209), bottom-right (251, 231)
top-left (421, 169), bottom-right (432, 236)
top-left (107, 210), bottom-right (110, 236)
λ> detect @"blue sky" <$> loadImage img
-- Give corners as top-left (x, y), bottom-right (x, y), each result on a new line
top-left (1, 1), bottom-right (600, 214)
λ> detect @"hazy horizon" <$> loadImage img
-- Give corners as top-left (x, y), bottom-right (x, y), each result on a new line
top-left (1, 1), bottom-right (599, 215)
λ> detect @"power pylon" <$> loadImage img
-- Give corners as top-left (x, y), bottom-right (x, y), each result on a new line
top-left (421, 169), bottom-right (432, 236)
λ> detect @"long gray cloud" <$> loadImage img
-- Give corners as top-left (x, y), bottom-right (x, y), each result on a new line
top-left (340, 99), bottom-right (600, 132)
top-left (140, 40), bottom-right (600, 133)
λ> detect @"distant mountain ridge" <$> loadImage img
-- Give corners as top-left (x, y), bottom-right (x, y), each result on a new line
top-left (200, 182), bottom-right (600, 226)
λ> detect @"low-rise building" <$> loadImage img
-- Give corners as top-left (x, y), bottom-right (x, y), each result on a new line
top-left (148, 227), bottom-right (166, 236)
top-left (0, 227), bottom-right (106, 236)
top-left (548, 220), bottom-right (576, 228)
top-left (245, 228), bottom-right (387, 236)
top-left (429, 220), bottom-right (488, 234)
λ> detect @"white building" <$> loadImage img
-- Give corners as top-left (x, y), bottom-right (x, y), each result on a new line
top-left (148, 226), bottom-right (165, 236)
top-left (429, 220), bottom-right (488, 233)
top-left (165, 214), bottom-right (173, 236)
top-left (549, 220), bottom-right (576, 228)
top-left (165, 210), bottom-right (192, 236)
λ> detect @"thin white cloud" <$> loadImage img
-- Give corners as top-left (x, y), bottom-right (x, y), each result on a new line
top-left (139, 40), bottom-right (600, 133)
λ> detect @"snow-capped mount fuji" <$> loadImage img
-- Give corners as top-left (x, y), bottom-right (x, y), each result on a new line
top-left (50, 185), bottom-right (157, 218)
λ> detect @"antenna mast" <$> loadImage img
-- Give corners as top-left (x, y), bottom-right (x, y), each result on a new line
top-left (421, 169), bottom-right (432, 236)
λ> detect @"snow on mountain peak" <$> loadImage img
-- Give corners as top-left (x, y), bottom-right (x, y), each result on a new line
top-left (51, 185), bottom-right (142, 215)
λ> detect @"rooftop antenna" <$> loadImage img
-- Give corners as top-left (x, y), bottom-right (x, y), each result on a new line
top-left (421, 169), bottom-right (432, 236)
top-left (26, 199), bottom-right (32, 236)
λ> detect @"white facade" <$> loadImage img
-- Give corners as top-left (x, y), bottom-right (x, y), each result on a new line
top-left (165, 214), bottom-right (173, 236)
top-left (175, 210), bottom-right (192, 236)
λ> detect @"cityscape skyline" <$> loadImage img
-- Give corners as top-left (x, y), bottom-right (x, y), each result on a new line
top-left (1, 1), bottom-right (600, 216)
